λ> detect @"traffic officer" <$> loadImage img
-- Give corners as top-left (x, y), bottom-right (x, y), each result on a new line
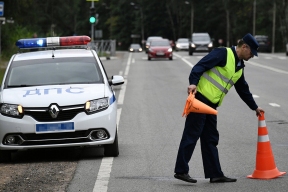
top-left (174, 33), bottom-right (265, 183)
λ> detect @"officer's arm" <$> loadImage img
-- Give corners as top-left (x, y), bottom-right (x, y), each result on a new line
top-left (234, 73), bottom-right (258, 110)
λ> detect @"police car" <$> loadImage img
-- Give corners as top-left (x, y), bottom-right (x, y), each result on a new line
top-left (0, 36), bottom-right (124, 161)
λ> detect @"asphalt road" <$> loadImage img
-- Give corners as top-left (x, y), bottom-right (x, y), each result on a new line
top-left (68, 50), bottom-right (288, 192)
top-left (1, 50), bottom-right (288, 192)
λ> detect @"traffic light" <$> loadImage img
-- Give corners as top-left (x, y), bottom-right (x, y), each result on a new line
top-left (89, 7), bottom-right (96, 24)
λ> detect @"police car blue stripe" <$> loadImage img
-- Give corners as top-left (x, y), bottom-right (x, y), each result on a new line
top-left (109, 94), bottom-right (116, 105)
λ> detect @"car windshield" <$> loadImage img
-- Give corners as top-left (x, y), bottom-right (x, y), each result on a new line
top-left (131, 44), bottom-right (141, 48)
top-left (255, 36), bottom-right (268, 41)
top-left (178, 39), bottom-right (189, 42)
top-left (150, 41), bottom-right (170, 46)
top-left (6, 57), bottom-right (103, 87)
top-left (193, 36), bottom-right (210, 41)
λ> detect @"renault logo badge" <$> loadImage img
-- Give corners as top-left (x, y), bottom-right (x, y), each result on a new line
top-left (49, 104), bottom-right (59, 118)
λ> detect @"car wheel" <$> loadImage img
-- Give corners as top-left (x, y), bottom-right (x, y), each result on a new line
top-left (0, 150), bottom-right (13, 162)
top-left (189, 51), bottom-right (193, 56)
top-left (286, 52), bottom-right (288, 56)
top-left (169, 57), bottom-right (173, 60)
top-left (104, 131), bottom-right (119, 157)
top-left (148, 56), bottom-right (151, 60)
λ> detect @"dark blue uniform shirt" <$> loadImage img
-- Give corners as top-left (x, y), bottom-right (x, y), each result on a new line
top-left (189, 46), bottom-right (258, 110)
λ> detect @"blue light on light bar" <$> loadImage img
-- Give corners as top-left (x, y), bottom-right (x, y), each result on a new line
top-left (15, 36), bottom-right (91, 49)
top-left (16, 38), bottom-right (47, 49)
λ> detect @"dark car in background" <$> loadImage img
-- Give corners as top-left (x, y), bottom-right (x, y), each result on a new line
top-left (129, 44), bottom-right (142, 52)
top-left (254, 35), bottom-right (271, 53)
top-left (147, 39), bottom-right (173, 60)
top-left (189, 33), bottom-right (213, 55)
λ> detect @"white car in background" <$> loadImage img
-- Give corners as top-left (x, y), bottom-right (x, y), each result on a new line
top-left (0, 36), bottom-right (124, 161)
top-left (175, 38), bottom-right (189, 51)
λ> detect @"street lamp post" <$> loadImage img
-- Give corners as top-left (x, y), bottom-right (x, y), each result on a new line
top-left (185, 1), bottom-right (194, 36)
top-left (130, 2), bottom-right (145, 49)
top-left (140, 7), bottom-right (145, 49)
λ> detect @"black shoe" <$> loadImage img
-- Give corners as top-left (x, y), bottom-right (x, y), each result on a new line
top-left (174, 173), bottom-right (197, 183)
top-left (210, 176), bottom-right (237, 183)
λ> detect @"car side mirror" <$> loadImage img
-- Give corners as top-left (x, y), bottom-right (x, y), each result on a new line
top-left (109, 75), bottom-right (124, 86)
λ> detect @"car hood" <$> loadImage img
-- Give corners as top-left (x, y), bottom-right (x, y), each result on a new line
top-left (177, 42), bottom-right (189, 45)
top-left (1, 84), bottom-right (106, 107)
top-left (150, 46), bottom-right (171, 50)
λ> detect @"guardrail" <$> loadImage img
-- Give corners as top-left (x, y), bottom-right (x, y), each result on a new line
top-left (89, 40), bottom-right (116, 57)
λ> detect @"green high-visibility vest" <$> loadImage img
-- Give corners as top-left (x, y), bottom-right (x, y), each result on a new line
top-left (197, 48), bottom-right (243, 106)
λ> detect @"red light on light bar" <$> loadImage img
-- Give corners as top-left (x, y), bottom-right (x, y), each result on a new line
top-left (59, 36), bottom-right (91, 46)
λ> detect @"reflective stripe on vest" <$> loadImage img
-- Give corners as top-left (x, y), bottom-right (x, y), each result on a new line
top-left (197, 48), bottom-right (243, 106)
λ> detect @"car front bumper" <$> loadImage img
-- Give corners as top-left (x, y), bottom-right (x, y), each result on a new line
top-left (0, 104), bottom-right (117, 150)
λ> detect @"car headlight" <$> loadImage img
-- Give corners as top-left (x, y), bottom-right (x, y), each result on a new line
top-left (208, 42), bottom-right (213, 47)
top-left (139, 48), bottom-right (142, 51)
top-left (85, 98), bottom-right (109, 114)
top-left (191, 43), bottom-right (195, 48)
top-left (0, 104), bottom-right (24, 118)
top-left (176, 44), bottom-right (180, 48)
top-left (148, 48), bottom-right (154, 52)
top-left (168, 48), bottom-right (173, 52)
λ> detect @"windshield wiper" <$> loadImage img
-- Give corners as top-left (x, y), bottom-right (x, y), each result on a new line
top-left (7, 85), bottom-right (33, 88)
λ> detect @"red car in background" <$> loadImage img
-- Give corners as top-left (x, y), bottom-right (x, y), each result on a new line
top-left (147, 39), bottom-right (173, 60)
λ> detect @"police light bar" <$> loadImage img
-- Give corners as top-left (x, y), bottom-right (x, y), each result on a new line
top-left (15, 36), bottom-right (91, 49)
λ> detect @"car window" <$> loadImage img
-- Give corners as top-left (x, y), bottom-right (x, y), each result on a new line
top-left (147, 37), bottom-right (162, 42)
top-left (178, 39), bottom-right (189, 42)
top-left (131, 44), bottom-right (141, 48)
top-left (255, 36), bottom-right (268, 41)
top-left (193, 36), bottom-right (210, 41)
top-left (6, 57), bottom-right (103, 87)
top-left (150, 41), bottom-right (170, 46)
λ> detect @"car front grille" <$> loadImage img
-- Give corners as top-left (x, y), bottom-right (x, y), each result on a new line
top-left (24, 104), bottom-right (85, 122)
top-left (3, 128), bottom-right (110, 146)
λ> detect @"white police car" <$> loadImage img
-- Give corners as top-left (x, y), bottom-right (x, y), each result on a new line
top-left (0, 36), bottom-right (124, 161)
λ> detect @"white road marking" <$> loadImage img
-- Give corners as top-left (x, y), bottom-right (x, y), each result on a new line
top-left (117, 80), bottom-right (127, 105)
top-left (247, 60), bottom-right (288, 75)
top-left (93, 53), bottom-right (131, 192)
top-left (93, 157), bottom-right (114, 192)
top-left (173, 52), bottom-right (194, 68)
top-left (269, 103), bottom-right (280, 107)
top-left (253, 95), bottom-right (259, 98)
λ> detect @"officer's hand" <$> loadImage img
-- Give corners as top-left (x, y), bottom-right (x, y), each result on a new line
top-left (255, 107), bottom-right (265, 117)
top-left (187, 84), bottom-right (197, 95)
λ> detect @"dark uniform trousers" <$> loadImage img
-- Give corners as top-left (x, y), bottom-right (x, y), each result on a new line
top-left (174, 92), bottom-right (224, 178)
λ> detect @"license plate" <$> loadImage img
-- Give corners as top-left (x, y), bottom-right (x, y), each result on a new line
top-left (156, 52), bottom-right (164, 56)
top-left (196, 47), bottom-right (208, 50)
top-left (36, 122), bottom-right (74, 133)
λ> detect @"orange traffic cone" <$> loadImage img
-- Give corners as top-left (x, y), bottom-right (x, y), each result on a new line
top-left (247, 112), bottom-right (286, 179)
top-left (182, 93), bottom-right (217, 117)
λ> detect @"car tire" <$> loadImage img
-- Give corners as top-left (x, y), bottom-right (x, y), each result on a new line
top-left (104, 131), bottom-right (119, 157)
top-left (169, 57), bottom-right (173, 60)
top-left (189, 51), bottom-right (193, 56)
top-left (286, 52), bottom-right (288, 56)
top-left (0, 150), bottom-right (13, 162)
top-left (148, 56), bottom-right (151, 60)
